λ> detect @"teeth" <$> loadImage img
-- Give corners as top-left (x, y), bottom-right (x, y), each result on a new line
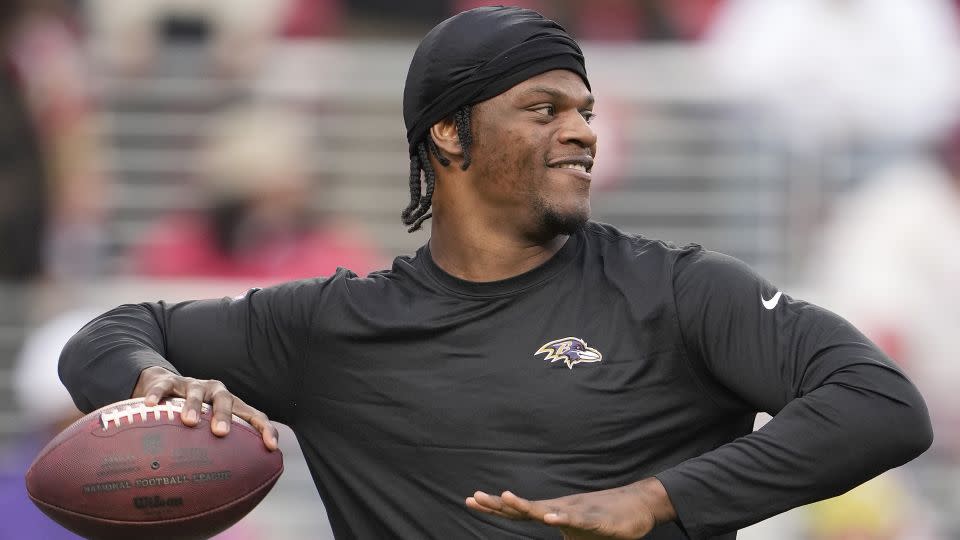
top-left (555, 163), bottom-right (587, 172)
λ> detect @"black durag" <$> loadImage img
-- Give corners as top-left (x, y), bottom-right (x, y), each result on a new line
top-left (402, 6), bottom-right (590, 156)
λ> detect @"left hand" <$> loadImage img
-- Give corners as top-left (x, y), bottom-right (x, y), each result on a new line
top-left (465, 478), bottom-right (676, 540)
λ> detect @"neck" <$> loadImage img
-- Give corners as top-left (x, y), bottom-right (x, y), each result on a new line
top-left (428, 213), bottom-right (568, 282)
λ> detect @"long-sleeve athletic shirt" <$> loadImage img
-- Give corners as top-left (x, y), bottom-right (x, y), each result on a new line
top-left (60, 221), bottom-right (932, 539)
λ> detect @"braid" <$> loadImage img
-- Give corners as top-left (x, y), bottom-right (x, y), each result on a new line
top-left (454, 107), bottom-right (473, 170)
top-left (428, 137), bottom-right (450, 167)
top-left (401, 142), bottom-right (436, 232)
top-left (401, 147), bottom-right (423, 223)
top-left (401, 105), bottom-right (474, 232)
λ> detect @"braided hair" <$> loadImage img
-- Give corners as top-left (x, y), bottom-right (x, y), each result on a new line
top-left (402, 105), bottom-right (474, 232)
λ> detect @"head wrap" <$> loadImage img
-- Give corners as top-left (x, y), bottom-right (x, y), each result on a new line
top-left (403, 6), bottom-right (590, 156)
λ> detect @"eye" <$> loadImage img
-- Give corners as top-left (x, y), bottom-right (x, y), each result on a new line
top-left (581, 110), bottom-right (597, 124)
top-left (530, 104), bottom-right (556, 117)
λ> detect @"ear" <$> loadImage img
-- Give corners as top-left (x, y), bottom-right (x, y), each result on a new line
top-left (430, 116), bottom-right (463, 159)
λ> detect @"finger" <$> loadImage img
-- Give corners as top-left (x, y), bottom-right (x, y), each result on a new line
top-left (466, 495), bottom-right (526, 520)
top-left (181, 378), bottom-right (205, 427)
top-left (472, 491), bottom-right (508, 512)
top-left (465, 497), bottom-right (496, 514)
top-left (516, 496), bottom-right (593, 531)
top-left (470, 491), bottom-right (526, 519)
top-left (142, 378), bottom-right (175, 406)
top-left (205, 381), bottom-right (233, 437)
top-left (232, 398), bottom-right (279, 451)
top-left (499, 491), bottom-right (536, 516)
top-left (501, 492), bottom-right (570, 525)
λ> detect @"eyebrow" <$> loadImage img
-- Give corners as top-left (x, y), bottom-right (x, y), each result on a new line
top-left (519, 86), bottom-right (595, 107)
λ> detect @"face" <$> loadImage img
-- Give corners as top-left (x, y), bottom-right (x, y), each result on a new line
top-left (468, 69), bottom-right (598, 239)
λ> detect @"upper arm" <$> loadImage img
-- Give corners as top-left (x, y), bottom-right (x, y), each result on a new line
top-left (657, 249), bottom-right (931, 538)
top-left (60, 277), bottom-right (327, 422)
top-left (673, 249), bottom-right (906, 414)
top-left (150, 278), bottom-right (320, 423)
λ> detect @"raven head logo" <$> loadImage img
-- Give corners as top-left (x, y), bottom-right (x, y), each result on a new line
top-left (535, 337), bottom-right (603, 369)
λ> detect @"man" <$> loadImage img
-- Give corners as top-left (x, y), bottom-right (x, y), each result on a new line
top-left (60, 7), bottom-right (932, 539)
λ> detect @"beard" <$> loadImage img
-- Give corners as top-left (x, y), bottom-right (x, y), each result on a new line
top-left (535, 199), bottom-right (588, 237)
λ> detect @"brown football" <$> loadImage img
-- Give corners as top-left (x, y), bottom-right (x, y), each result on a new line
top-left (25, 397), bottom-right (283, 539)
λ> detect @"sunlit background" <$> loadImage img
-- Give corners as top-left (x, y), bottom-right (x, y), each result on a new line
top-left (2, 1), bottom-right (958, 538)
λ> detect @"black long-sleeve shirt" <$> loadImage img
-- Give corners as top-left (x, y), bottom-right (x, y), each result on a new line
top-left (60, 222), bottom-right (932, 539)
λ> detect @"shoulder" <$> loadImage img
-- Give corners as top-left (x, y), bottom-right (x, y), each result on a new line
top-left (579, 223), bottom-right (768, 296)
top-left (672, 247), bottom-right (751, 277)
top-left (580, 221), bottom-right (702, 268)
top-left (312, 251), bottom-right (425, 297)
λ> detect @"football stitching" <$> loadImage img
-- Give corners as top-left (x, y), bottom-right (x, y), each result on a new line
top-left (98, 399), bottom-right (249, 431)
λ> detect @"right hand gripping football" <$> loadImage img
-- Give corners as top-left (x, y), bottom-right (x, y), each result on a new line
top-left (132, 366), bottom-right (279, 450)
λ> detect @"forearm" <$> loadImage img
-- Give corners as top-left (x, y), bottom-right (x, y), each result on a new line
top-left (670, 250), bottom-right (934, 539)
top-left (60, 281), bottom-right (317, 422)
top-left (655, 372), bottom-right (932, 539)
top-left (59, 304), bottom-right (178, 412)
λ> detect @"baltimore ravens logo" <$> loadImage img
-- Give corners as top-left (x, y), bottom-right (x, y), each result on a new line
top-left (535, 337), bottom-right (603, 369)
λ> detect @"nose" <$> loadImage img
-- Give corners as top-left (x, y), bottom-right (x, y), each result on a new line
top-left (558, 111), bottom-right (598, 153)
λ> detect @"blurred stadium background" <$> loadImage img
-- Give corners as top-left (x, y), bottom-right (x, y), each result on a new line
top-left (2, 1), bottom-right (959, 538)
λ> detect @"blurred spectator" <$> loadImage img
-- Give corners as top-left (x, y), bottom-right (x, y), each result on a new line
top-left (809, 141), bottom-right (960, 454)
top-left (451, 1), bottom-right (723, 41)
top-left (346, 0), bottom-right (446, 36)
top-left (0, 0), bottom-right (107, 280)
top-left (708, 0), bottom-right (960, 144)
top-left (280, 0), bottom-right (344, 39)
top-left (806, 122), bottom-right (960, 537)
top-left (803, 473), bottom-right (936, 540)
top-left (664, 0), bottom-right (726, 41)
top-left (0, 3), bottom-right (48, 281)
top-left (132, 105), bottom-right (384, 282)
top-left (86, 0), bottom-right (298, 77)
top-left (452, 0), bottom-right (555, 20)
top-left (569, 0), bottom-right (643, 41)
top-left (571, 0), bottom-right (724, 42)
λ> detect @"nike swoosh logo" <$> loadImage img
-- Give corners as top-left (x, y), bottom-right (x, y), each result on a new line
top-left (761, 291), bottom-right (782, 310)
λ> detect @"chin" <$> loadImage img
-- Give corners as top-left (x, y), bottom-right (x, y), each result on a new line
top-left (540, 207), bottom-right (589, 236)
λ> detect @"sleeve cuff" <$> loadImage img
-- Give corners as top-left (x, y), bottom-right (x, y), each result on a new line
top-left (655, 469), bottom-right (703, 540)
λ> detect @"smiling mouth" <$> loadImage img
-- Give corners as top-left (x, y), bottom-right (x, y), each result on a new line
top-left (547, 157), bottom-right (593, 174)
top-left (553, 163), bottom-right (589, 173)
